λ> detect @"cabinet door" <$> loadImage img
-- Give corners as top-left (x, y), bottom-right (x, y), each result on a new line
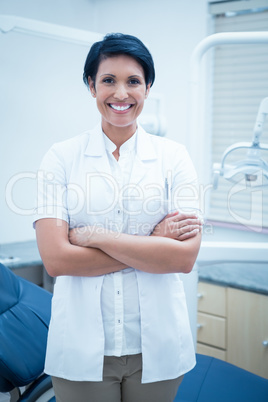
top-left (227, 287), bottom-right (268, 379)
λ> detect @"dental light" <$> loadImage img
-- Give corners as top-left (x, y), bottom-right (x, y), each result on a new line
top-left (212, 97), bottom-right (268, 189)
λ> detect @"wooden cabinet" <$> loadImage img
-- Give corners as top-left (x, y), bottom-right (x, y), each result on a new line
top-left (197, 282), bottom-right (227, 361)
top-left (227, 287), bottom-right (268, 378)
top-left (197, 281), bottom-right (268, 379)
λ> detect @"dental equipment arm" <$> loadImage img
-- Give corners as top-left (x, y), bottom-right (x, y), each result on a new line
top-left (253, 97), bottom-right (268, 146)
top-left (212, 97), bottom-right (268, 189)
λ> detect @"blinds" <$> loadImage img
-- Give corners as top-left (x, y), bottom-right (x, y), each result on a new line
top-left (209, 10), bottom-right (268, 231)
top-left (209, 0), bottom-right (268, 15)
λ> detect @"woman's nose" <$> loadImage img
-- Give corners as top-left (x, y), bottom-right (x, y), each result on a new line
top-left (114, 84), bottom-right (128, 100)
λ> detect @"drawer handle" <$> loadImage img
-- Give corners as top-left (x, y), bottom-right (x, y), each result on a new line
top-left (197, 323), bottom-right (203, 329)
top-left (197, 293), bottom-right (203, 299)
top-left (263, 340), bottom-right (268, 347)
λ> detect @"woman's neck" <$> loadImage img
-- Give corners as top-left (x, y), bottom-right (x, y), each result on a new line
top-left (102, 120), bottom-right (137, 149)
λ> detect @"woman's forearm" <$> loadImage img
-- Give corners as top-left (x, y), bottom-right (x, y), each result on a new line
top-left (49, 243), bottom-right (128, 277)
top-left (35, 219), bottom-right (127, 277)
top-left (96, 231), bottom-right (201, 274)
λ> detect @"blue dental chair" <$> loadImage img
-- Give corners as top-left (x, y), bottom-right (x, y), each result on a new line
top-left (175, 353), bottom-right (268, 402)
top-left (0, 263), bottom-right (55, 401)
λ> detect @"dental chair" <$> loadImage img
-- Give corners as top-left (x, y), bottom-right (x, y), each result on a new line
top-left (175, 346), bottom-right (268, 402)
top-left (0, 263), bottom-right (55, 401)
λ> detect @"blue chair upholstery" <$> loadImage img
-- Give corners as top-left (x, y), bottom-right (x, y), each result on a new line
top-left (0, 263), bottom-right (52, 393)
top-left (176, 353), bottom-right (268, 402)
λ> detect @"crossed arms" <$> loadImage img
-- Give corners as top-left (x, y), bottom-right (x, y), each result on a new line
top-left (35, 210), bottom-right (202, 278)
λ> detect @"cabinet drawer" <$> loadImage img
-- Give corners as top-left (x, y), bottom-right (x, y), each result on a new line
top-left (197, 312), bottom-right (226, 349)
top-left (197, 343), bottom-right (226, 361)
top-left (198, 282), bottom-right (226, 317)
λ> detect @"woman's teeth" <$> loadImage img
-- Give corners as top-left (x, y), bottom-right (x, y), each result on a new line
top-left (109, 104), bottom-right (132, 111)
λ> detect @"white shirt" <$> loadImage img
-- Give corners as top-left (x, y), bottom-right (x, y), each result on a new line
top-left (101, 131), bottom-right (141, 356)
top-left (34, 123), bottom-right (199, 383)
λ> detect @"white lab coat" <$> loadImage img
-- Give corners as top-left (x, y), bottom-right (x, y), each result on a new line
top-left (35, 123), bottom-right (198, 383)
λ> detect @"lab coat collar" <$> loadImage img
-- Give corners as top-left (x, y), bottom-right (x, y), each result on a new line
top-left (83, 123), bottom-right (111, 177)
top-left (136, 123), bottom-right (157, 161)
top-left (84, 122), bottom-right (106, 156)
top-left (84, 122), bottom-right (157, 161)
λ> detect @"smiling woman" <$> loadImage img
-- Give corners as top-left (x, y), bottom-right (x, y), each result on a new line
top-left (34, 32), bottom-right (202, 402)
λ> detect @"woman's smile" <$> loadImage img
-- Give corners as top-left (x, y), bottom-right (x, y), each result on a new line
top-left (108, 102), bottom-right (134, 112)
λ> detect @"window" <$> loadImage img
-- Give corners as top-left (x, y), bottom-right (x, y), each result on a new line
top-left (208, 2), bottom-right (268, 232)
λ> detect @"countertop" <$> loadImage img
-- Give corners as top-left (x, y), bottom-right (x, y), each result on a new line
top-left (0, 240), bottom-right (42, 268)
top-left (0, 240), bottom-right (267, 296)
top-left (198, 261), bottom-right (268, 295)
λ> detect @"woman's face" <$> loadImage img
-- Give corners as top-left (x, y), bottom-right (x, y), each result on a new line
top-left (88, 55), bottom-right (150, 134)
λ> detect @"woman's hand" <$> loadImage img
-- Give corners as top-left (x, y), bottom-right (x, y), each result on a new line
top-left (151, 211), bottom-right (203, 241)
top-left (69, 226), bottom-right (96, 247)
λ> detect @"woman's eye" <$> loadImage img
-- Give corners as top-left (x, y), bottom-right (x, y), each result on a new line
top-left (103, 78), bottom-right (114, 84)
top-left (129, 79), bottom-right (140, 85)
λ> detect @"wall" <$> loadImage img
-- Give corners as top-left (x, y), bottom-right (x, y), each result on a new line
top-left (0, 0), bottom-right (209, 244)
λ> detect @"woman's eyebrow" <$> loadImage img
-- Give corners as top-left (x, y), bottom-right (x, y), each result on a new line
top-left (100, 73), bottom-right (116, 77)
top-left (128, 74), bottom-right (143, 79)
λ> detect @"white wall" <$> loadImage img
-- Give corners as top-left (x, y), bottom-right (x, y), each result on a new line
top-left (0, 0), bottom-right (209, 244)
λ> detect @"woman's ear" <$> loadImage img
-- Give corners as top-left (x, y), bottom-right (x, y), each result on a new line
top-left (88, 77), bottom-right (96, 97)
top-left (145, 83), bottom-right (151, 99)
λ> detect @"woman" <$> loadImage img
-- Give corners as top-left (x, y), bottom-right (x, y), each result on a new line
top-left (34, 33), bottom-right (202, 402)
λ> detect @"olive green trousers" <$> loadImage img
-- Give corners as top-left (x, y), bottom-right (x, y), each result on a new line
top-left (52, 354), bottom-right (184, 402)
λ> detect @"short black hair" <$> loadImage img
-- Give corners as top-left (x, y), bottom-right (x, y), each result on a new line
top-left (83, 33), bottom-right (155, 88)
